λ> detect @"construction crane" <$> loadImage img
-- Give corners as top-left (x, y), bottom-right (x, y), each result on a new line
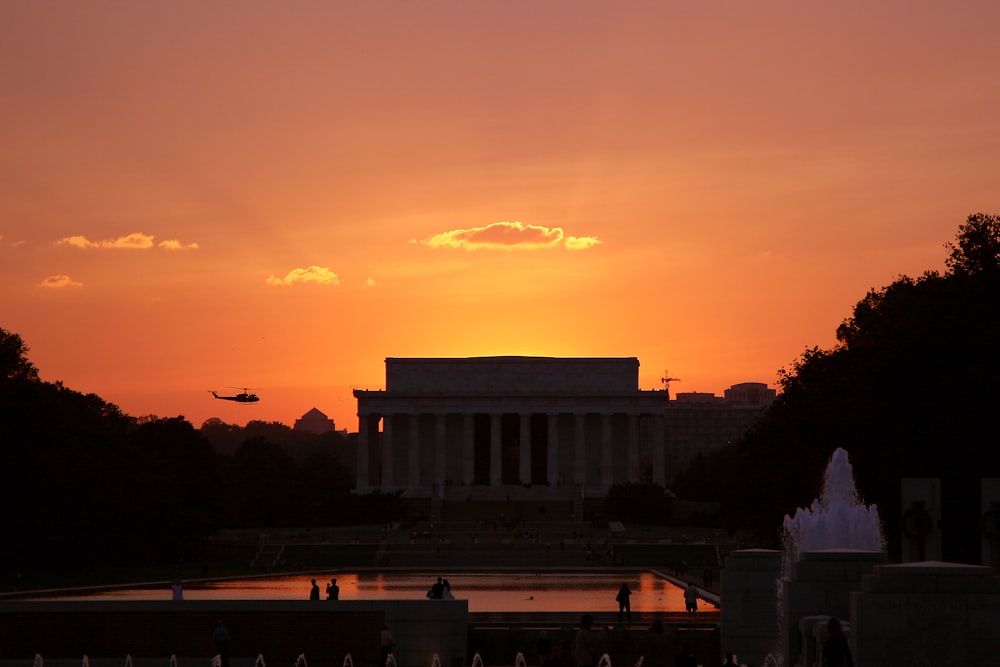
top-left (660, 370), bottom-right (681, 398)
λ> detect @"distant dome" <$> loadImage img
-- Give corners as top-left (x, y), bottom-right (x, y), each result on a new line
top-left (294, 407), bottom-right (335, 434)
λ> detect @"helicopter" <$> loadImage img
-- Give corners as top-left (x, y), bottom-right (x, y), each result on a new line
top-left (210, 387), bottom-right (261, 403)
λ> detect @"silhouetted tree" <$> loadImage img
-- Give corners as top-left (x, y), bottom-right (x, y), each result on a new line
top-left (0, 327), bottom-right (39, 382)
top-left (222, 437), bottom-right (302, 527)
top-left (674, 214), bottom-right (1000, 561)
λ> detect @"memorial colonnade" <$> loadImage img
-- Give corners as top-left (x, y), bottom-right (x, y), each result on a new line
top-left (354, 396), bottom-right (666, 496)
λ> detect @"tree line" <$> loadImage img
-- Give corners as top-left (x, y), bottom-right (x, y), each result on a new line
top-left (674, 213), bottom-right (1000, 563)
top-left (0, 337), bottom-right (401, 573)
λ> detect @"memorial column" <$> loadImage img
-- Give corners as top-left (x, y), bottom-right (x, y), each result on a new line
top-left (435, 413), bottom-right (447, 485)
top-left (408, 413), bottom-right (421, 489)
top-left (627, 413), bottom-right (640, 482)
top-left (519, 413), bottom-right (532, 485)
top-left (382, 414), bottom-right (394, 488)
top-left (601, 413), bottom-right (613, 490)
top-left (547, 413), bottom-right (560, 486)
top-left (490, 412), bottom-right (502, 486)
top-left (462, 412), bottom-right (475, 486)
top-left (356, 413), bottom-right (370, 492)
top-left (574, 412), bottom-right (587, 486)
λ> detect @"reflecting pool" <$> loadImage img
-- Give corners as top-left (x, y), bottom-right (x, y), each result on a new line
top-left (45, 571), bottom-right (692, 612)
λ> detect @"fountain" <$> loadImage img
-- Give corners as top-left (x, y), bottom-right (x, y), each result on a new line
top-left (777, 448), bottom-right (886, 665)
top-left (781, 447), bottom-right (884, 571)
top-left (721, 448), bottom-right (887, 667)
top-left (513, 653), bottom-right (526, 667)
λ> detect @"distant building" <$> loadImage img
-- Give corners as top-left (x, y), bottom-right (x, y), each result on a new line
top-left (353, 356), bottom-right (666, 497)
top-left (664, 382), bottom-right (776, 482)
top-left (293, 407), bottom-right (336, 435)
top-left (351, 356), bottom-right (776, 496)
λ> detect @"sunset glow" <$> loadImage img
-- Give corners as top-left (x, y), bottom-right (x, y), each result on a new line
top-left (3, 2), bottom-right (999, 431)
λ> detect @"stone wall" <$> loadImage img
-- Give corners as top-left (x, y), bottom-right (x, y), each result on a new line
top-left (0, 599), bottom-right (467, 667)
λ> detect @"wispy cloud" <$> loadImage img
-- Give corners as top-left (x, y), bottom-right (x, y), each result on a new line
top-left (266, 265), bottom-right (341, 286)
top-left (158, 239), bottom-right (200, 250)
top-left (39, 274), bottom-right (83, 288)
top-left (57, 232), bottom-right (198, 250)
top-left (418, 221), bottom-right (601, 251)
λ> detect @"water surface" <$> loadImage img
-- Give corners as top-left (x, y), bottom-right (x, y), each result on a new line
top-left (48, 571), bottom-right (691, 613)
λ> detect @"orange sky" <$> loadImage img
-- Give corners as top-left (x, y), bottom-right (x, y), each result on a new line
top-left (3, 2), bottom-right (999, 432)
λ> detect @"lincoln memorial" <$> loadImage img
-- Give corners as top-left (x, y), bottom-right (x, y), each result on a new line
top-left (353, 356), bottom-right (667, 497)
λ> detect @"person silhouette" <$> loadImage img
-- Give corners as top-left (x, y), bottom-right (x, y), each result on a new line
top-left (615, 582), bottom-right (632, 622)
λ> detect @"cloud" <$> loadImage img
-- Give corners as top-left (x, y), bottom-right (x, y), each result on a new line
top-left (39, 274), bottom-right (83, 288)
top-left (266, 265), bottom-right (341, 286)
top-left (158, 239), bottom-right (200, 250)
top-left (418, 221), bottom-right (601, 251)
top-left (56, 233), bottom-right (198, 250)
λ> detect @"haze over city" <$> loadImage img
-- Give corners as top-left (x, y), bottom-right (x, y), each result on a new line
top-left (3, 2), bottom-right (999, 431)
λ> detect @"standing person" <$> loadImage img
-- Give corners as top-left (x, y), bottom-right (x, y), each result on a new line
top-left (442, 578), bottom-right (455, 600)
top-left (615, 582), bottom-right (632, 623)
top-left (641, 619), bottom-right (672, 667)
top-left (171, 579), bottom-right (184, 600)
top-left (427, 576), bottom-right (444, 599)
top-left (535, 630), bottom-right (552, 667)
top-left (213, 621), bottom-right (231, 667)
top-left (674, 642), bottom-right (696, 667)
top-left (379, 623), bottom-right (395, 666)
top-left (326, 578), bottom-right (340, 600)
top-left (823, 616), bottom-right (854, 667)
top-left (683, 583), bottom-right (698, 613)
top-left (309, 579), bottom-right (320, 600)
top-left (573, 614), bottom-right (599, 667)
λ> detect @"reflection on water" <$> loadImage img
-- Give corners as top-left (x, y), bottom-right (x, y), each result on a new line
top-left (47, 572), bottom-right (691, 612)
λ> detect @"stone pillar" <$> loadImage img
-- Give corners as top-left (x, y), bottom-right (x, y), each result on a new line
top-left (651, 414), bottom-right (666, 486)
top-left (547, 413), bottom-right (560, 486)
top-left (408, 414), bottom-right (420, 489)
top-left (519, 413), bottom-right (532, 485)
top-left (600, 413), bottom-right (613, 490)
top-left (382, 414), bottom-right (394, 488)
top-left (627, 413), bottom-right (639, 482)
top-left (720, 548), bottom-right (782, 667)
top-left (356, 413), bottom-right (370, 492)
top-left (462, 413), bottom-right (475, 486)
top-left (490, 412), bottom-right (502, 486)
top-left (901, 478), bottom-right (941, 562)
top-left (574, 413), bottom-right (587, 486)
top-left (852, 560), bottom-right (1000, 665)
top-left (435, 413), bottom-right (447, 485)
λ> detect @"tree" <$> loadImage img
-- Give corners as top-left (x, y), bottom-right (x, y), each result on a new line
top-left (674, 214), bottom-right (1000, 560)
top-left (0, 327), bottom-right (39, 382)
top-left (945, 212), bottom-right (1000, 278)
